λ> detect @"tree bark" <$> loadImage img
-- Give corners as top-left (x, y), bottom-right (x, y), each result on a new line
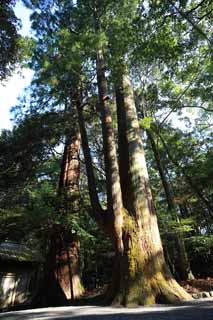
top-left (54, 131), bottom-right (84, 300)
top-left (76, 98), bottom-right (105, 219)
top-left (41, 127), bottom-right (84, 306)
top-left (111, 72), bottom-right (192, 306)
top-left (96, 48), bottom-right (124, 254)
top-left (39, 230), bottom-right (68, 307)
top-left (115, 87), bottom-right (134, 214)
top-left (72, 36), bottom-right (192, 304)
top-left (54, 229), bottom-right (83, 300)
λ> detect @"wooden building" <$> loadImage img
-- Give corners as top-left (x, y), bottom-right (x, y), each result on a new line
top-left (0, 242), bottom-right (42, 310)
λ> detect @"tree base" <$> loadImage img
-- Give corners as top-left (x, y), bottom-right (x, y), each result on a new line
top-left (105, 219), bottom-right (193, 307)
top-left (106, 272), bottom-right (192, 307)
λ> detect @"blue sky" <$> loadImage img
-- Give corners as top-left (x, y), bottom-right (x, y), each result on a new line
top-left (0, 1), bottom-right (33, 131)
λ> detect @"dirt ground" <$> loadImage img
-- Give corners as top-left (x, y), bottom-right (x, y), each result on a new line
top-left (79, 278), bottom-right (213, 302)
top-left (180, 278), bottom-right (213, 294)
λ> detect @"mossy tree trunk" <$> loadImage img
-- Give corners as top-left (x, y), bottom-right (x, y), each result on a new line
top-left (76, 45), bottom-right (192, 305)
top-left (110, 73), bottom-right (192, 306)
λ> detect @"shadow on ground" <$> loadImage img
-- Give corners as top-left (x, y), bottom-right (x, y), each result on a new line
top-left (0, 298), bottom-right (213, 320)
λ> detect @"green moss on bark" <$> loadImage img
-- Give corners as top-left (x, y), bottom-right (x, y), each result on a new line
top-left (108, 211), bottom-right (192, 306)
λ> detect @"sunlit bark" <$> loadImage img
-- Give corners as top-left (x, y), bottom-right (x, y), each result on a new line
top-left (96, 48), bottom-right (124, 254)
top-left (110, 73), bottom-right (192, 306)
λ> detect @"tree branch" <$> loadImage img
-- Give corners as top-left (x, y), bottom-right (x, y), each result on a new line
top-left (198, 9), bottom-right (213, 21)
top-left (172, 3), bottom-right (210, 42)
top-left (159, 78), bottom-right (196, 127)
top-left (160, 103), bottom-right (213, 113)
top-left (185, 0), bottom-right (207, 15)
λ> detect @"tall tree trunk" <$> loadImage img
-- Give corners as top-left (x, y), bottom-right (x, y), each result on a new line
top-left (73, 37), bottom-right (191, 303)
top-left (146, 130), bottom-right (174, 211)
top-left (55, 132), bottom-right (84, 300)
top-left (41, 129), bottom-right (83, 306)
top-left (115, 87), bottom-right (134, 214)
top-left (96, 48), bottom-right (124, 254)
top-left (76, 96), bottom-right (107, 229)
top-left (111, 72), bottom-right (192, 306)
top-left (147, 129), bottom-right (194, 281)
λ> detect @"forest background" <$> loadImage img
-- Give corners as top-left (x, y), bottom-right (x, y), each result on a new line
top-left (0, 0), bottom-right (212, 307)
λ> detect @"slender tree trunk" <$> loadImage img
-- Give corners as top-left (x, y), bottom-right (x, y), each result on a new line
top-left (157, 130), bottom-right (213, 216)
top-left (115, 87), bottom-right (134, 214)
top-left (111, 72), bottom-right (192, 306)
top-left (96, 48), bottom-right (124, 254)
top-left (147, 129), bottom-right (194, 281)
top-left (146, 130), bottom-right (174, 211)
top-left (76, 97), bottom-right (107, 229)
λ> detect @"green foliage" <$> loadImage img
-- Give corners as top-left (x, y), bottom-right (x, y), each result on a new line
top-left (139, 117), bottom-right (153, 129)
top-left (186, 235), bottom-right (213, 257)
top-left (0, 0), bottom-right (21, 80)
top-left (0, 113), bottom-right (62, 191)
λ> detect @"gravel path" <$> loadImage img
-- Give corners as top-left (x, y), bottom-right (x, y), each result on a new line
top-left (0, 298), bottom-right (213, 320)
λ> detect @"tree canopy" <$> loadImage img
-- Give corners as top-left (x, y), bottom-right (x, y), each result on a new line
top-left (0, 0), bottom-right (22, 80)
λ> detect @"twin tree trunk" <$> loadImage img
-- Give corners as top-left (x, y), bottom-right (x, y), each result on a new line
top-left (111, 73), bottom-right (191, 305)
top-left (77, 47), bottom-right (192, 306)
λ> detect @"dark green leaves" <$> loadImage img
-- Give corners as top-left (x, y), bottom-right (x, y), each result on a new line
top-left (0, 0), bottom-right (21, 80)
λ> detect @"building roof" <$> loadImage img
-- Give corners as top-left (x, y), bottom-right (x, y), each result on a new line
top-left (0, 242), bottom-right (43, 263)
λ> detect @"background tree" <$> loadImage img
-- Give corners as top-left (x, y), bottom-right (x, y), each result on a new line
top-left (0, 0), bottom-right (21, 80)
